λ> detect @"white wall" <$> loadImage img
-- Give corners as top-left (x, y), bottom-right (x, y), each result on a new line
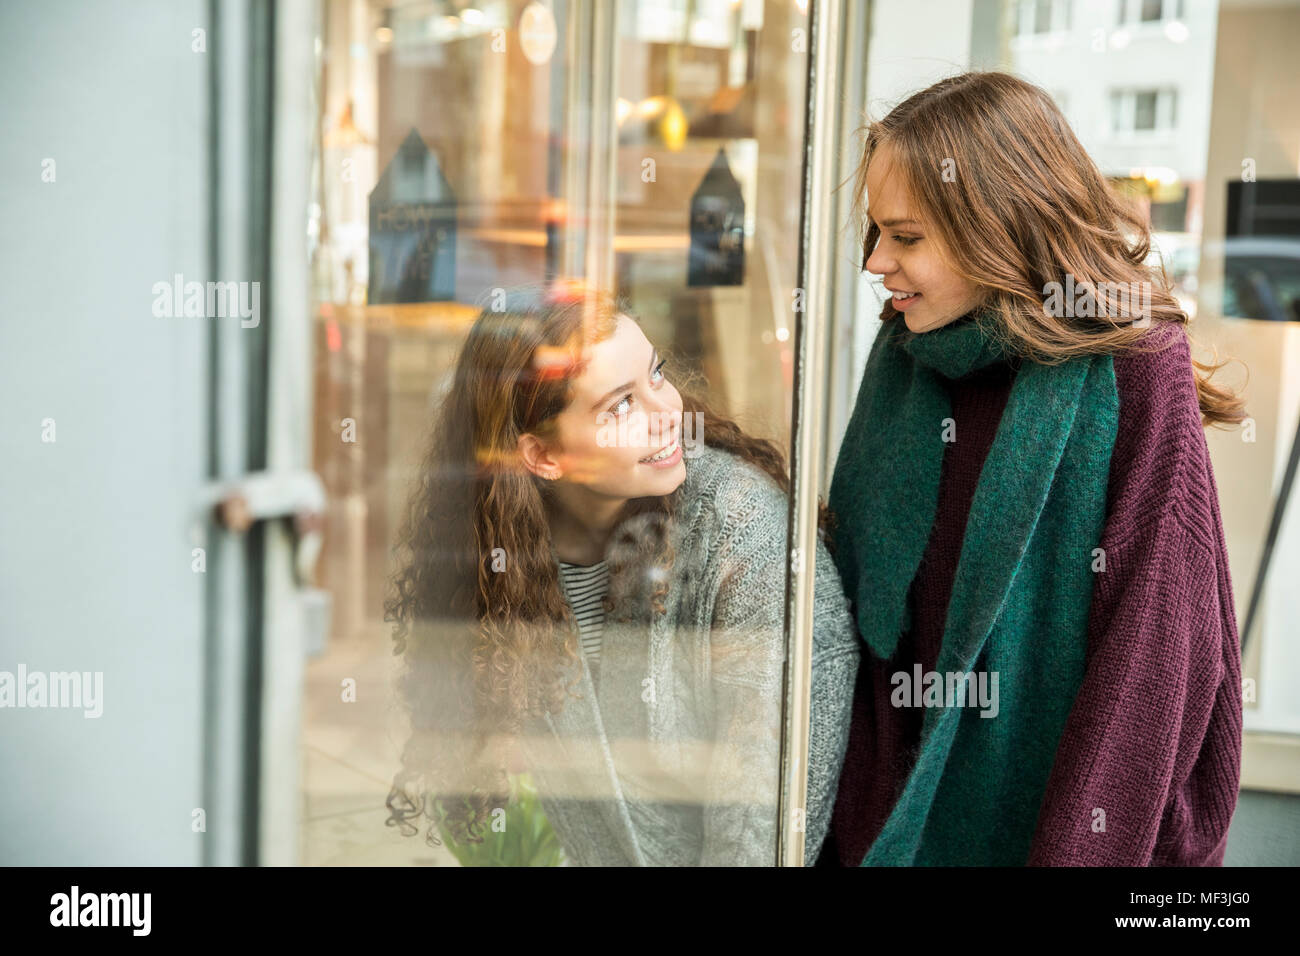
top-left (0, 0), bottom-right (210, 864)
top-left (1011, 0), bottom-right (1219, 180)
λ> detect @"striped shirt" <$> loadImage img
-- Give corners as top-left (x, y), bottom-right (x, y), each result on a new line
top-left (557, 560), bottom-right (609, 676)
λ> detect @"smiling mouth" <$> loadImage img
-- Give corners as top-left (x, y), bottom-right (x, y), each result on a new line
top-left (639, 437), bottom-right (680, 463)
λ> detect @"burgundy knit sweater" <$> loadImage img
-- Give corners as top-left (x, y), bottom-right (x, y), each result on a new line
top-left (822, 322), bottom-right (1243, 866)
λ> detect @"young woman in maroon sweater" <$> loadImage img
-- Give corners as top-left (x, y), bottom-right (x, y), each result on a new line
top-left (819, 72), bottom-right (1245, 866)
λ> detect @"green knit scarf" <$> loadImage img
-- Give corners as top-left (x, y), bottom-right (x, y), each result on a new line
top-left (828, 311), bottom-right (1119, 865)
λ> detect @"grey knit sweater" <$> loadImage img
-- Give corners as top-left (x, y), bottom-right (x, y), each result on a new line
top-left (521, 443), bottom-right (861, 866)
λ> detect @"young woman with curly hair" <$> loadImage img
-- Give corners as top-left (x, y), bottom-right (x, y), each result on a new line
top-left (385, 292), bottom-right (859, 866)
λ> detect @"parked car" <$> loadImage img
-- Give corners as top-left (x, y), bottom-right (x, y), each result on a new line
top-left (1219, 236), bottom-right (1300, 323)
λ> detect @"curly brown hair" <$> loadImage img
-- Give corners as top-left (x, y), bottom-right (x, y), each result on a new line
top-left (383, 291), bottom-right (828, 846)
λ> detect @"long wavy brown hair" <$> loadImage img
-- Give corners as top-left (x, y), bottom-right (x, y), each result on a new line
top-left (384, 291), bottom-right (829, 845)
top-left (853, 70), bottom-right (1245, 427)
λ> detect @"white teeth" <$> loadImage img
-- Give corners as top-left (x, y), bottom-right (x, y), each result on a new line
top-left (642, 439), bottom-right (678, 463)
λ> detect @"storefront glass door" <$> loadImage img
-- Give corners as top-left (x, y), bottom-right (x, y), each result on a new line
top-left (301, 0), bottom-right (819, 866)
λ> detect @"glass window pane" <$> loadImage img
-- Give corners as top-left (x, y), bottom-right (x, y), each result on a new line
top-left (1034, 0), bottom-right (1053, 33)
top-left (1134, 89), bottom-right (1158, 130)
top-left (303, 0), bottom-right (816, 867)
top-left (1109, 90), bottom-right (1125, 133)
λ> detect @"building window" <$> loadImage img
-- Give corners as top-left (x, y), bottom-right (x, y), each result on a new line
top-left (1134, 90), bottom-right (1158, 129)
top-left (1110, 88), bottom-right (1179, 133)
top-left (1119, 0), bottom-right (1184, 25)
top-left (1016, 0), bottom-right (1071, 36)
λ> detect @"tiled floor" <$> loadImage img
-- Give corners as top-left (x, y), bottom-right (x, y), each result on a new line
top-left (300, 621), bottom-right (457, 866)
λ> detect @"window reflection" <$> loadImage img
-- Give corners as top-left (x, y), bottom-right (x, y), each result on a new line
top-left (305, 0), bottom-right (813, 866)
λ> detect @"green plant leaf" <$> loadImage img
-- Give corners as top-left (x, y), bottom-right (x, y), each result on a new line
top-left (435, 772), bottom-right (566, 867)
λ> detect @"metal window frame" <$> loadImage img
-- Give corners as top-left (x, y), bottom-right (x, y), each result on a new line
top-left (203, 0), bottom-right (275, 868)
top-left (778, 0), bottom-right (860, 867)
top-left (208, 0), bottom-right (316, 867)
